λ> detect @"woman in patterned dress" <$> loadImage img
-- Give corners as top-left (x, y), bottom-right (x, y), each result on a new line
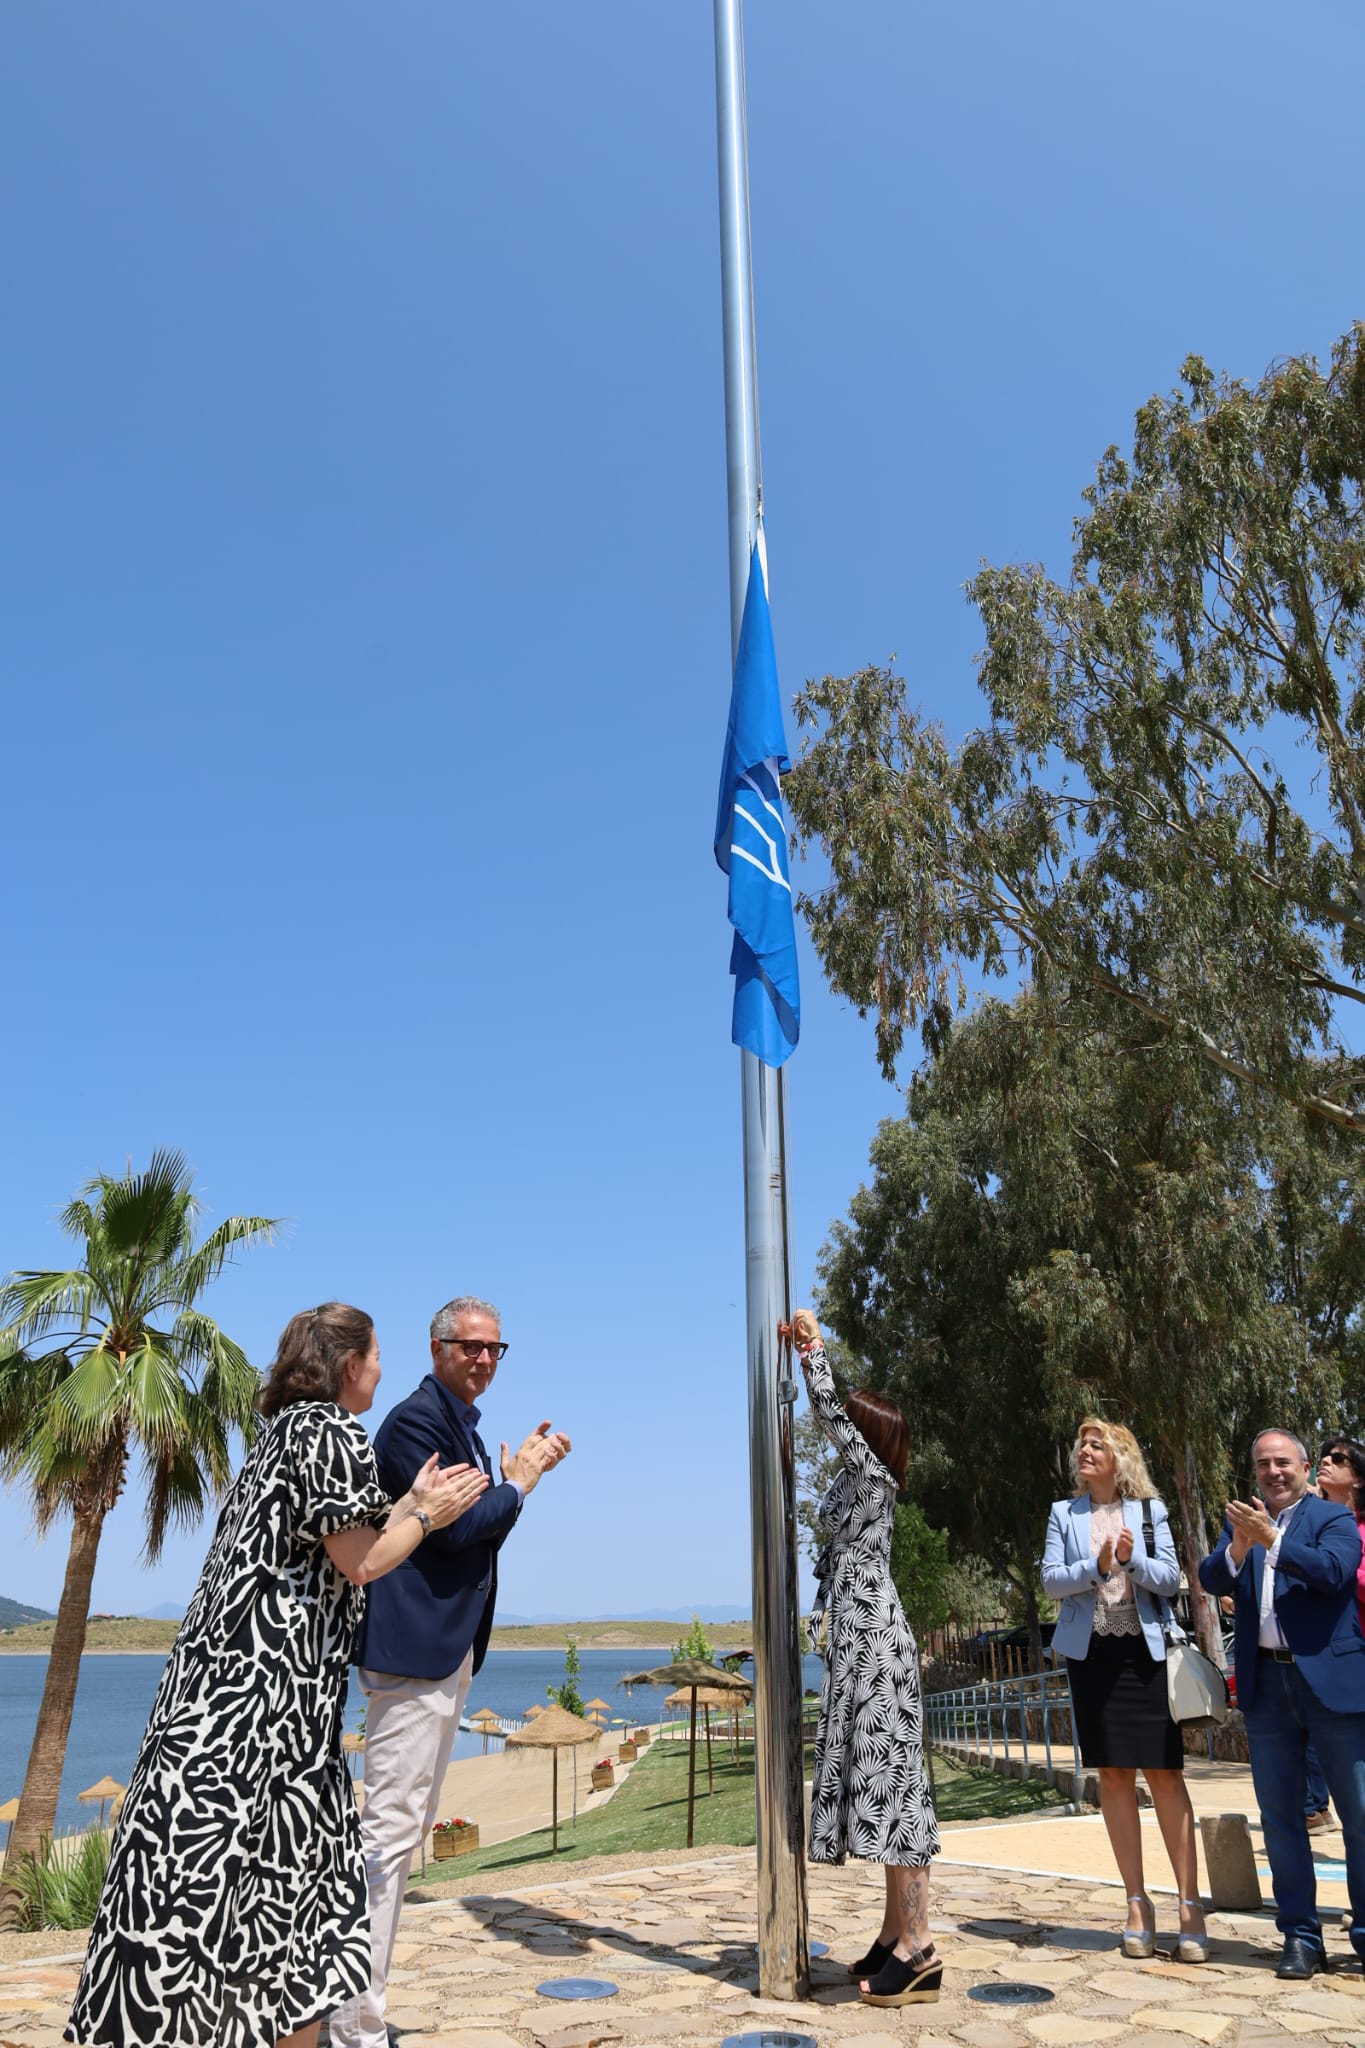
top-left (67, 1303), bottom-right (489, 2048)
top-left (785, 1309), bottom-right (942, 2009)
top-left (1042, 1419), bottom-right (1206, 1962)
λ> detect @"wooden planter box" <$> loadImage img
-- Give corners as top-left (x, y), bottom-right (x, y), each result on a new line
top-left (591, 1764), bottom-right (614, 1791)
top-left (617, 1741), bottom-right (637, 1763)
top-left (432, 1824), bottom-right (479, 1860)
top-left (633, 1728), bottom-right (651, 1746)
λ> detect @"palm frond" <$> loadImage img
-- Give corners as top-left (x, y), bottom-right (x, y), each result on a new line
top-left (52, 1344), bottom-right (125, 1448)
top-left (58, 1197), bottom-right (98, 1245)
top-left (141, 1440), bottom-right (209, 1561)
top-left (124, 1346), bottom-right (187, 1454)
top-left (0, 1272), bottom-right (103, 1348)
top-left (174, 1312), bottom-right (262, 1426)
top-left (171, 1216), bottom-right (281, 1306)
top-left (90, 1150), bottom-right (196, 1263)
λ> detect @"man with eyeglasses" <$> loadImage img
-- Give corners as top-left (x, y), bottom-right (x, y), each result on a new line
top-left (1199, 1428), bottom-right (1365, 1981)
top-left (333, 1296), bottom-right (570, 2048)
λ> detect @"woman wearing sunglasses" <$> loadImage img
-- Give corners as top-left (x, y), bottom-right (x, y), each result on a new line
top-left (1318, 1439), bottom-right (1365, 1637)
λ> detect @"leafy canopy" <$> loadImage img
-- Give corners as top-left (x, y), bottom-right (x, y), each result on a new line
top-left (787, 327), bottom-right (1365, 1133)
top-left (0, 1148), bottom-right (277, 1554)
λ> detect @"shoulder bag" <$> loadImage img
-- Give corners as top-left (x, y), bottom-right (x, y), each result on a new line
top-left (1139, 1500), bottom-right (1230, 1727)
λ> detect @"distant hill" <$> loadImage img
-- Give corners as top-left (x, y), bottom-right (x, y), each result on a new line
top-left (139, 1602), bottom-right (186, 1621)
top-left (0, 1616), bottom-right (178, 1653)
top-left (0, 1596), bottom-right (55, 1630)
top-left (498, 1605), bottom-right (751, 1626)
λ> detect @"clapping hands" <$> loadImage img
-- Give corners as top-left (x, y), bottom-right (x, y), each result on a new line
top-left (501, 1421), bottom-right (572, 1496)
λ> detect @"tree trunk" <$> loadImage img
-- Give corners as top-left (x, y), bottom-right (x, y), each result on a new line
top-left (1, 1504), bottom-right (106, 1909)
top-left (1172, 1443), bottom-right (1222, 1666)
top-left (1021, 1571), bottom-right (1044, 1671)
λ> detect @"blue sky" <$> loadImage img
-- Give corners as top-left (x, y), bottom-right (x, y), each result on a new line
top-left (4, 1), bottom-right (1362, 1620)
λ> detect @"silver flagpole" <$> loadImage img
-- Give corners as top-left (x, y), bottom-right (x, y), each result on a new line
top-left (713, 0), bottom-right (809, 2001)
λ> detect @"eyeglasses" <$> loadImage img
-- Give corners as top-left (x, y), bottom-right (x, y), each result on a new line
top-left (441, 1338), bottom-right (509, 1362)
top-left (1320, 1448), bottom-right (1355, 1466)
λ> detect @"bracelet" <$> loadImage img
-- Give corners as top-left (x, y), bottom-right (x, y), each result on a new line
top-left (412, 1509), bottom-right (432, 1536)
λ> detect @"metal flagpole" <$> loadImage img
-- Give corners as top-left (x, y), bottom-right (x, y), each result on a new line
top-left (713, 0), bottom-right (810, 2002)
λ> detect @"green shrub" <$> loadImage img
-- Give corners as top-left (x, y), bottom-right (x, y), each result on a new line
top-left (8, 1827), bottom-right (109, 1930)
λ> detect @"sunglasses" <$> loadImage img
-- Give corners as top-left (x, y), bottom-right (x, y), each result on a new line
top-left (1319, 1447), bottom-right (1361, 1467)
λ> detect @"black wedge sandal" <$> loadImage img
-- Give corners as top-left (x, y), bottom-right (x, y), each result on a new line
top-left (859, 1944), bottom-right (943, 2007)
top-left (847, 1939), bottom-right (893, 1980)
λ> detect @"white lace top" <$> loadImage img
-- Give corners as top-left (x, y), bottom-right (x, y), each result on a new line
top-left (1089, 1498), bottom-right (1141, 1635)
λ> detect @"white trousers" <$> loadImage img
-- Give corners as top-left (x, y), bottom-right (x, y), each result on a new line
top-left (330, 1652), bottom-right (474, 2048)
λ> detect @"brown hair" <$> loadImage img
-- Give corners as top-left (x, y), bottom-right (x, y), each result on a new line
top-left (258, 1302), bottom-right (374, 1419)
top-left (846, 1388), bottom-right (909, 1489)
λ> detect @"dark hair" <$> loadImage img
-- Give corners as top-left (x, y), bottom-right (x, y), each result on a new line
top-left (258, 1303), bottom-right (374, 1419)
top-left (1319, 1436), bottom-right (1365, 1518)
top-left (845, 1388), bottom-right (909, 1489)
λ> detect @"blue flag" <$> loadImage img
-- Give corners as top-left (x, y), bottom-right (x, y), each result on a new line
top-left (714, 540), bottom-right (800, 1067)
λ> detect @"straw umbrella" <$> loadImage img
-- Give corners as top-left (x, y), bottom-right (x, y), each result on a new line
top-left (468, 1707), bottom-right (503, 1754)
top-left (633, 1661), bottom-right (750, 1847)
top-left (503, 1704), bottom-right (600, 1851)
top-left (78, 1775), bottom-right (125, 1832)
top-left (0, 1798), bottom-right (17, 1852)
top-left (695, 1681), bottom-right (752, 1780)
top-left (584, 1697), bottom-right (611, 1717)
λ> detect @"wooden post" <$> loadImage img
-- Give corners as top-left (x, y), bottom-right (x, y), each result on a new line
top-left (686, 1688), bottom-right (699, 1847)
top-left (705, 1704), bottom-right (714, 1792)
top-left (552, 1748), bottom-right (559, 1853)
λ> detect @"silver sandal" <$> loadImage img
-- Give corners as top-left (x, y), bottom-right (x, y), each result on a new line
top-left (1121, 1894), bottom-right (1155, 1959)
top-left (1176, 1898), bottom-right (1209, 1964)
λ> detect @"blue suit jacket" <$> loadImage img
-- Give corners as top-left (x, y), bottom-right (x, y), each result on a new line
top-left (352, 1374), bottom-right (523, 1682)
top-left (1041, 1495), bottom-right (1179, 1662)
top-left (1198, 1493), bottom-right (1365, 1712)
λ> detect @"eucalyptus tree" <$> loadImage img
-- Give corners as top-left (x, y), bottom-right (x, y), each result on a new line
top-left (786, 326), bottom-right (1365, 1135)
top-left (0, 1151), bottom-right (275, 1872)
top-left (816, 995), bottom-right (1333, 1659)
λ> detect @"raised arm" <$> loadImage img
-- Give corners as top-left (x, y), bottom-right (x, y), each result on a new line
top-left (784, 1311), bottom-right (888, 1490)
top-left (376, 1400), bottom-right (524, 1554)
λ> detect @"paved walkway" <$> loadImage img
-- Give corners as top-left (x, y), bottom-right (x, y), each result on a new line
top-left (8, 1839), bottom-right (1362, 2048)
top-left (938, 1759), bottom-right (1351, 1913)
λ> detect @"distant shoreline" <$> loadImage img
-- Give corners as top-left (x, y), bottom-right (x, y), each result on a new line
top-left (0, 1619), bottom-right (751, 1658)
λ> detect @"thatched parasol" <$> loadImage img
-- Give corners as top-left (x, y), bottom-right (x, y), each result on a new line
top-left (504, 1704), bottom-right (599, 1851)
top-left (632, 1661), bottom-right (750, 1845)
top-left (0, 1797), bottom-right (17, 1850)
top-left (584, 1697), bottom-right (611, 1714)
top-left (78, 1775), bottom-right (126, 1830)
top-left (468, 1706), bottom-right (503, 1753)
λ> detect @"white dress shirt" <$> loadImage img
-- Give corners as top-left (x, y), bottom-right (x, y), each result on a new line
top-left (1229, 1497), bottom-right (1302, 1647)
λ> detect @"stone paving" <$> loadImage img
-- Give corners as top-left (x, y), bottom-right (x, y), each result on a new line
top-left (4, 1851), bottom-right (1362, 2048)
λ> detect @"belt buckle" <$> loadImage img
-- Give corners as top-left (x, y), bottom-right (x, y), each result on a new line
top-left (1273, 1647), bottom-right (1294, 1664)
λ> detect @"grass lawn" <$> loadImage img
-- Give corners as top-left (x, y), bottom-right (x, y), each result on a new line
top-left (407, 1733), bottom-right (1067, 1893)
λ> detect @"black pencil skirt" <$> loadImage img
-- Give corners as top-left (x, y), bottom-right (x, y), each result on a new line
top-left (1066, 1631), bottom-right (1184, 1770)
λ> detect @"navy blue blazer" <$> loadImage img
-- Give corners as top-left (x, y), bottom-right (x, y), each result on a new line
top-left (352, 1373), bottom-right (523, 1682)
top-left (1198, 1492), bottom-right (1365, 1713)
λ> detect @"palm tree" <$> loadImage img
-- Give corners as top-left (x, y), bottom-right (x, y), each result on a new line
top-left (0, 1150), bottom-right (276, 1877)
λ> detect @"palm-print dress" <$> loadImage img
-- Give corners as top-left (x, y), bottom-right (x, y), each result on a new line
top-left (67, 1403), bottom-right (391, 2048)
top-left (806, 1345), bottom-right (939, 1866)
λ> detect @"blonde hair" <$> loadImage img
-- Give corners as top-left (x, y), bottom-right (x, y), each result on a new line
top-left (1069, 1416), bottom-right (1158, 1502)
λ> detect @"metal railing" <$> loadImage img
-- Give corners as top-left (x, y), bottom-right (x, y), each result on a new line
top-left (924, 1667), bottom-right (1084, 1793)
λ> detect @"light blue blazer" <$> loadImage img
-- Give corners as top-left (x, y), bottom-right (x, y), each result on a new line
top-left (1041, 1495), bottom-right (1180, 1662)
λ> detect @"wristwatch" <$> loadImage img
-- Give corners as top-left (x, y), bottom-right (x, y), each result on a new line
top-left (413, 1510), bottom-right (432, 1536)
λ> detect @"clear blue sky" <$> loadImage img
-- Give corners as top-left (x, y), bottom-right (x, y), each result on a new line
top-left (4, 1), bottom-right (1362, 1619)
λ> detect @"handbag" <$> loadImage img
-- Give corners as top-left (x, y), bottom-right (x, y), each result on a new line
top-left (1139, 1501), bottom-right (1230, 1727)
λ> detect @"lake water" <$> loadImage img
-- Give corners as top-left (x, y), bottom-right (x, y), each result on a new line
top-left (0, 1647), bottom-right (826, 1835)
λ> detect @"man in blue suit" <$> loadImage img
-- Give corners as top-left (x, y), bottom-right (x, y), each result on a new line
top-left (1199, 1429), bottom-right (1365, 1980)
top-left (332, 1296), bottom-right (571, 2048)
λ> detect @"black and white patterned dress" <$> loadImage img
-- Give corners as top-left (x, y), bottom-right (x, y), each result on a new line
top-left (67, 1403), bottom-right (391, 2048)
top-left (805, 1345), bottom-right (939, 1867)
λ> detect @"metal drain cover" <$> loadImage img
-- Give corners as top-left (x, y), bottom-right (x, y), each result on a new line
top-left (969, 1983), bottom-right (1055, 2006)
top-left (536, 1979), bottom-right (619, 2000)
top-left (722, 2034), bottom-right (818, 2048)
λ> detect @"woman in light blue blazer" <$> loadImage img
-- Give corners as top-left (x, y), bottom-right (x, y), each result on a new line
top-left (1042, 1417), bottom-right (1207, 1962)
